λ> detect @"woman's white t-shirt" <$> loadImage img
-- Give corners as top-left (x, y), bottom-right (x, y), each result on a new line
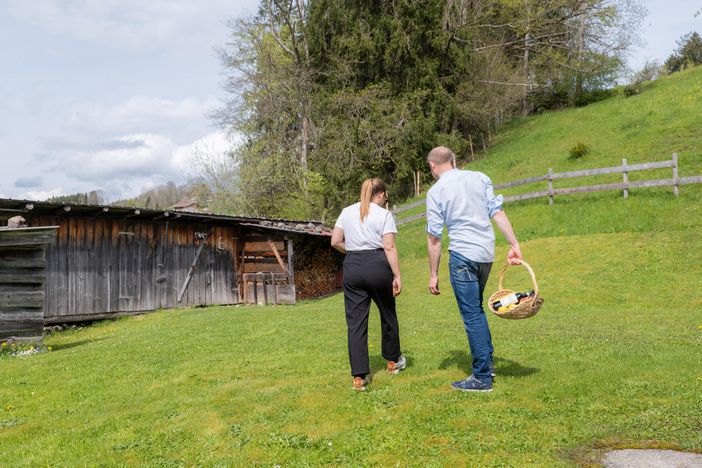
top-left (334, 202), bottom-right (398, 251)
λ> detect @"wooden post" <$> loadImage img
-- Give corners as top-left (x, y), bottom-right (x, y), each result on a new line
top-left (252, 274), bottom-right (257, 305)
top-left (287, 238), bottom-right (294, 286)
top-left (547, 168), bottom-right (554, 205)
top-left (482, 134), bottom-right (487, 152)
top-left (468, 135), bottom-right (474, 160)
top-left (622, 158), bottom-right (628, 199)
top-left (272, 271), bottom-right (278, 305)
top-left (672, 153), bottom-right (679, 196)
top-left (261, 272), bottom-right (268, 305)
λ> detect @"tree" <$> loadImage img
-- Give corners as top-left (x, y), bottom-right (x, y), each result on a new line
top-left (214, 0), bottom-right (644, 219)
top-left (665, 32), bottom-right (702, 73)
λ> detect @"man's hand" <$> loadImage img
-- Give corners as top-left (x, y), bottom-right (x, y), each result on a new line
top-left (428, 275), bottom-right (440, 295)
top-left (392, 276), bottom-right (402, 297)
top-left (507, 244), bottom-right (522, 265)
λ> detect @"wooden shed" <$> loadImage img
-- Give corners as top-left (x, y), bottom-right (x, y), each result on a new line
top-left (0, 226), bottom-right (58, 340)
top-left (0, 198), bottom-right (342, 325)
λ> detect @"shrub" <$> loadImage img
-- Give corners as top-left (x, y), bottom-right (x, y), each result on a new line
top-left (569, 142), bottom-right (590, 160)
top-left (623, 83), bottom-right (641, 97)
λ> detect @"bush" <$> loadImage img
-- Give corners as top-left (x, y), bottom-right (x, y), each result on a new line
top-left (623, 83), bottom-right (641, 97)
top-left (569, 142), bottom-right (590, 160)
top-left (665, 32), bottom-right (702, 73)
top-left (624, 60), bottom-right (664, 97)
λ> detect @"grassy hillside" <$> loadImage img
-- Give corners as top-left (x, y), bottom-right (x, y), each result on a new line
top-left (472, 66), bottom-right (702, 189)
top-left (1, 69), bottom-right (701, 466)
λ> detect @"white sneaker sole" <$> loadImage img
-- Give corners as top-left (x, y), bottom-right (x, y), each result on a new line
top-left (388, 357), bottom-right (407, 374)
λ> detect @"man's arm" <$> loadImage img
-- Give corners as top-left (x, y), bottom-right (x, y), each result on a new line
top-left (331, 227), bottom-right (346, 253)
top-left (492, 210), bottom-right (522, 265)
top-left (427, 234), bottom-right (442, 295)
top-left (425, 191), bottom-right (445, 295)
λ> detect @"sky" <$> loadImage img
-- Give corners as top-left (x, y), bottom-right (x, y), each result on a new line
top-left (0, 0), bottom-right (699, 203)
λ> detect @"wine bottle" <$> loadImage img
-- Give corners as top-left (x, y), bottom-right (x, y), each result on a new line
top-left (492, 290), bottom-right (535, 309)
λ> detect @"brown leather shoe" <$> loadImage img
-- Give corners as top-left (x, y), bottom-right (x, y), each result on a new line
top-left (352, 376), bottom-right (370, 391)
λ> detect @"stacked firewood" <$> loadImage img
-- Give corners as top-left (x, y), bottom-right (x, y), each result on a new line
top-left (294, 239), bottom-right (343, 300)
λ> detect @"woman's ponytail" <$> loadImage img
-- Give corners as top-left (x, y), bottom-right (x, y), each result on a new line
top-left (359, 179), bottom-right (374, 222)
top-left (359, 178), bottom-right (387, 222)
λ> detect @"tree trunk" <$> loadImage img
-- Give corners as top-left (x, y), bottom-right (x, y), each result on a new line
top-left (573, 3), bottom-right (586, 105)
top-left (300, 113), bottom-right (309, 195)
top-left (523, 0), bottom-right (531, 116)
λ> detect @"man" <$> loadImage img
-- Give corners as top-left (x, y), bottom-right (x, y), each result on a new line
top-left (425, 146), bottom-right (522, 392)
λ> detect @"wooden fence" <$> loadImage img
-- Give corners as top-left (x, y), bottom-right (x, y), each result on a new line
top-left (393, 153), bottom-right (702, 225)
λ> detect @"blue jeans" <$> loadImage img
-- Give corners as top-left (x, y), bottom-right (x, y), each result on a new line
top-left (448, 251), bottom-right (493, 382)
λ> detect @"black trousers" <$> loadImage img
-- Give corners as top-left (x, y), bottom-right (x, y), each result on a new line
top-left (343, 249), bottom-right (401, 377)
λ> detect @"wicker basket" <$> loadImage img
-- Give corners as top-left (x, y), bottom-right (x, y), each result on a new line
top-left (487, 260), bottom-right (544, 320)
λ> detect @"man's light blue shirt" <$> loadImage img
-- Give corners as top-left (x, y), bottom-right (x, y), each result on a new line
top-left (425, 168), bottom-right (503, 263)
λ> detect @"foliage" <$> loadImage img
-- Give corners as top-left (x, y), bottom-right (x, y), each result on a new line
top-left (623, 60), bottom-right (664, 97)
top-left (465, 65), bottom-right (702, 192)
top-left (212, 0), bottom-right (645, 220)
top-left (112, 181), bottom-right (193, 210)
top-left (0, 339), bottom-right (49, 358)
top-left (665, 31), bottom-right (702, 73)
top-left (47, 190), bottom-right (104, 205)
top-left (568, 142), bottom-right (590, 160)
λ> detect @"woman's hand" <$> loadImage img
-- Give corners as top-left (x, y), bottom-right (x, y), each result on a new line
top-left (392, 276), bottom-right (402, 297)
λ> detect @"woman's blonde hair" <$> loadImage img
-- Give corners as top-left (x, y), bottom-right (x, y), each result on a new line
top-left (359, 178), bottom-right (387, 222)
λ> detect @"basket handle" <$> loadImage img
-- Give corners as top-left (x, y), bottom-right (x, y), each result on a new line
top-left (497, 260), bottom-right (540, 302)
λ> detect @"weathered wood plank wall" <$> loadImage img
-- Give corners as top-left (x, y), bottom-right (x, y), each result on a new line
top-left (29, 216), bottom-right (241, 323)
top-left (0, 227), bottom-right (57, 340)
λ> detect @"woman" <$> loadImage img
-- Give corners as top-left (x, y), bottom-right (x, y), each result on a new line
top-left (331, 178), bottom-right (405, 391)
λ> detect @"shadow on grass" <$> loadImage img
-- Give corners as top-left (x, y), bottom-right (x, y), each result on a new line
top-left (49, 337), bottom-right (107, 352)
top-left (439, 349), bottom-right (539, 377)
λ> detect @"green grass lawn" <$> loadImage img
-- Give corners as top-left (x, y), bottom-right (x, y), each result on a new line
top-left (2, 69), bottom-right (702, 466)
top-left (1, 186), bottom-right (701, 466)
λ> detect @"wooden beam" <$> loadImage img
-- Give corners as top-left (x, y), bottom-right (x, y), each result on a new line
top-left (267, 239), bottom-right (290, 281)
top-left (153, 211), bottom-right (171, 221)
top-left (55, 205), bottom-right (71, 215)
top-left (25, 203), bottom-right (34, 211)
top-left (177, 232), bottom-right (209, 302)
top-left (93, 206), bottom-right (110, 216)
top-left (396, 212), bottom-right (427, 226)
top-left (287, 237), bottom-right (294, 285)
top-left (495, 174), bottom-right (549, 190)
top-left (124, 209), bottom-right (141, 219)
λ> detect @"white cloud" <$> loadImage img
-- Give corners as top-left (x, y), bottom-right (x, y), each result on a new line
top-left (31, 130), bottom-right (237, 202)
top-left (65, 96), bottom-right (221, 143)
top-left (23, 188), bottom-right (64, 201)
top-left (172, 131), bottom-right (234, 174)
top-left (8, 0), bottom-right (257, 49)
top-left (55, 133), bottom-right (180, 181)
top-left (12, 93), bottom-right (240, 202)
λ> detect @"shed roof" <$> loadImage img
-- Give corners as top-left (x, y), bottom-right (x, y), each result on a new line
top-left (0, 198), bottom-right (332, 237)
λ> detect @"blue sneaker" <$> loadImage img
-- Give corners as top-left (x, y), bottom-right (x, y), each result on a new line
top-left (451, 375), bottom-right (493, 392)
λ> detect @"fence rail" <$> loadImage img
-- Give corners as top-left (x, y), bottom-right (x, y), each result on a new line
top-left (393, 153), bottom-right (701, 226)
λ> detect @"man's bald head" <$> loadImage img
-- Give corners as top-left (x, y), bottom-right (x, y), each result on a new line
top-left (427, 146), bottom-right (456, 165)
